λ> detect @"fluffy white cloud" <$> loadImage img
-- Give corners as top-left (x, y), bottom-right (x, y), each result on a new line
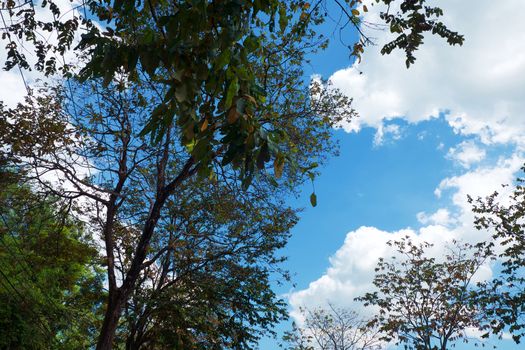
top-left (416, 208), bottom-right (454, 226)
top-left (0, 68), bottom-right (29, 107)
top-left (288, 153), bottom-right (523, 322)
top-left (435, 154), bottom-right (523, 214)
top-left (446, 140), bottom-right (486, 169)
top-left (331, 0), bottom-right (525, 146)
top-left (291, 0), bottom-right (525, 327)
top-left (289, 4), bottom-right (525, 350)
top-left (287, 226), bottom-right (416, 320)
top-left (373, 123), bottom-right (403, 146)
top-left (291, 0), bottom-right (525, 317)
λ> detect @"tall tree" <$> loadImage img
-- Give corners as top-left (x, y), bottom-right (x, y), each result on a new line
top-left (120, 177), bottom-right (297, 349)
top-left (0, 43), bottom-right (352, 347)
top-left (0, 1), bottom-right (466, 349)
top-left (470, 168), bottom-right (525, 343)
top-left (357, 237), bottom-right (492, 350)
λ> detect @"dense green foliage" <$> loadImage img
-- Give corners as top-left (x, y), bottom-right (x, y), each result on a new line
top-left (1, 0), bottom-right (464, 187)
top-left (0, 62), bottom-right (347, 348)
top-left (0, 162), bottom-right (104, 349)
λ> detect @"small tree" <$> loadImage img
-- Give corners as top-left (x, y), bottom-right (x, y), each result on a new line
top-left (357, 237), bottom-right (492, 350)
top-left (283, 304), bottom-right (382, 350)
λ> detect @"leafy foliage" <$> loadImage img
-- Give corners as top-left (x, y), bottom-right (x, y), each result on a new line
top-left (357, 237), bottom-right (492, 350)
top-left (0, 0), bottom-right (463, 183)
top-left (470, 166), bottom-right (525, 343)
top-left (121, 177), bottom-right (297, 349)
top-left (0, 161), bottom-right (104, 349)
top-left (0, 57), bottom-right (351, 347)
top-left (375, 0), bottom-right (464, 67)
top-left (0, 1), bottom-right (466, 348)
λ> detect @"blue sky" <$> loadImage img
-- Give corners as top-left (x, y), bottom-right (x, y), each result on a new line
top-left (259, 0), bottom-right (525, 349)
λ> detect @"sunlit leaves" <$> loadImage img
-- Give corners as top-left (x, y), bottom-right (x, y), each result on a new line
top-left (376, 0), bottom-right (465, 67)
top-left (0, 0), bottom-right (463, 190)
top-left (357, 237), bottom-right (492, 350)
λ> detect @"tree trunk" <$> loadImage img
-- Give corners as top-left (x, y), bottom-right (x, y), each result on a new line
top-left (96, 290), bottom-right (125, 350)
top-left (95, 157), bottom-right (195, 349)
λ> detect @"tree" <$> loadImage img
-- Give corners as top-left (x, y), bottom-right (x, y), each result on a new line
top-left (357, 237), bottom-right (492, 350)
top-left (119, 184), bottom-right (295, 349)
top-left (0, 47), bottom-right (352, 348)
top-left (283, 304), bottom-right (383, 350)
top-left (470, 167), bottom-right (525, 343)
top-left (0, 0), bottom-right (464, 180)
top-left (0, 160), bottom-right (104, 349)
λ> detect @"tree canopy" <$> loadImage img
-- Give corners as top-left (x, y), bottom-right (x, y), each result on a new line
top-left (357, 237), bottom-right (492, 350)
top-left (0, 61), bottom-right (349, 348)
top-left (1, 0), bottom-right (464, 185)
top-left (470, 168), bottom-right (525, 343)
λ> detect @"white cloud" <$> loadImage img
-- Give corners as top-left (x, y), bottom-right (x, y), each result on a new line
top-left (290, 3), bottom-right (525, 347)
top-left (0, 69), bottom-right (29, 107)
top-left (447, 140), bottom-right (486, 169)
top-left (331, 0), bottom-right (525, 146)
top-left (417, 208), bottom-right (454, 226)
top-left (288, 153), bottom-right (523, 322)
top-left (436, 154), bottom-right (523, 219)
top-left (373, 123), bottom-right (403, 146)
top-left (288, 226), bottom-right (417, 318)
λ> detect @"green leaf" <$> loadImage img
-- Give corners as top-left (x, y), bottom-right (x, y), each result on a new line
top-left (243, 34), bottom-right (259, 52)
top-left (175, 83), bottom-right (188, 103)
top-left (310, 192), bottom-right (317, 207)
top-left (278, 5), bottom-right (288, 32)
top-left (256, 141), bottom-right (270, 169)
top-left (139, 104), bottom-right (168, 137)
top-left (215, 50), bottom-right (231, 69)
top-left (126, 49), bottom-right (139, 72)
top-left (225, 77), bottom-right (239, 109)
top-left (140, 51), bottom-right (159, 76)
top-left (274, 153), bottom-right (284, 179)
